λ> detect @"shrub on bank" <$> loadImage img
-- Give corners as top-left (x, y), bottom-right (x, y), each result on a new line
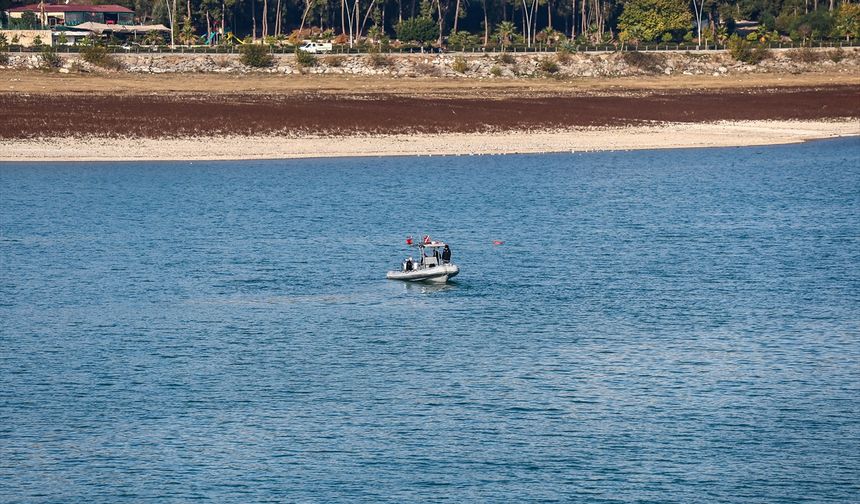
top-left (0, 36), bottom-right (9, 66)
top-left (80, 44), bottom-right (124, 70)
top-left (496, 52), bottom-right (516, 65)
top-left (787, 47), bottom-right (821, 63)
top-left (324, 54), bottom-right (345, 67)
top-left (413, 61), bottom-right (441, 76)
top-left (240, 44), bottom-right (274, 68)
top-left (367, 50), bottom-right (392, 68)
top-left (39, 45), bottom-right (61, 70)
top-left (728, 37), bottom-right (770, 64)
top-left (556, 49), bottom-right (572, 64)
top-left (538, 57), bottom-right (559, 74)
top-left (451, 55), bottom-right (468, 73)
top-left (828, 48), bottom-right (845, 62)
top-left (295, 48), bottom-right (316, 67)
top-left (620, 50), bottom-right (665, 72)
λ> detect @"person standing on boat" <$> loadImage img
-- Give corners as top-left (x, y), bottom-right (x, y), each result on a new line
top-left (405, 257), bottom-right (414, 271)
top-left (442, 244), bottom-right (451, 263)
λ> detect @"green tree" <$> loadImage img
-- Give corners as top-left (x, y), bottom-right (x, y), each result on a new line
top-left (833, 4), bottom-right (859, 41)
top-left (180, 15), bottom-right (196, 44)
top-left (20, 11), bottom-right (38, 29)
top-left (448, 30), bottom-right (478, 48)
top-left (618, 0), bottom-right (692, 42)
top-left (395, 16), bottom-right (439, 44)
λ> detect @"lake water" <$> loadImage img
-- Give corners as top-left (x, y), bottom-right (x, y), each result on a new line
top-left (1, 138), bottom-right (859, 502)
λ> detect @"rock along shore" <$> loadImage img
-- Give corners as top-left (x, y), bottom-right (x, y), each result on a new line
top-left (2, 47), bottom-right (859, 79)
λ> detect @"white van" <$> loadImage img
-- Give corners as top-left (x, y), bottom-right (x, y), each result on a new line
top-left (299, 41), bottom-right (333, 54)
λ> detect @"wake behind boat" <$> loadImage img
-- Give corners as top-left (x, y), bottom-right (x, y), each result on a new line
top-left (387, 235), bottom-right (459, 284)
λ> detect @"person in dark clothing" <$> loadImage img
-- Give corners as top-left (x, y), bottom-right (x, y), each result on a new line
top-left (405, 257), bottom-right (414, 271)
top-left (442, 245), bottom-right (451, 263)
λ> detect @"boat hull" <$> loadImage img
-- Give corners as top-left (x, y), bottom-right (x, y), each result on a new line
top-left (387, 264), bottom-right (459, 283)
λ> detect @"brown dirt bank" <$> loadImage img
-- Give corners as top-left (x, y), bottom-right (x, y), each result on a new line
top-left (1, 85), bottom-right (857, 139)
top-left (2, 70), bottom-right (858, 96)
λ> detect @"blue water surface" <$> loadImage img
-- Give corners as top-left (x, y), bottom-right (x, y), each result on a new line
top-left (1, 138), bottom-right (859, 502)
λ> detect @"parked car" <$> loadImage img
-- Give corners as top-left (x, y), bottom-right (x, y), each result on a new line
top-left (299, 41), bottom-right (333, 53)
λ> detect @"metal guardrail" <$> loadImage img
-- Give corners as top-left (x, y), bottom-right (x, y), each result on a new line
top-left (4, 40), bottom-right (859, 54)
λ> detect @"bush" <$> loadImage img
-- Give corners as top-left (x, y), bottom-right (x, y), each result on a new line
top-left (787, 47), bottom-right (821, 63)
top-left (496, 52), bottom-right (516, 65)
top-left (294, 48), bottom-right (316, 67)
top-left (367, 51), bottom-right (392, 68)
top-left (827, 48), bottom-right (845, 63)
top-left (621, 50), bottom-right (665, 72)
top-left (451, 55), bottom-right (468, 73)
top-left (727, 37), bottom-right (769, 64)
top-left (68, 60), bottom-right (86, 73)
top-left (39, 45), bottom-right (61, 70)
top-left (80, 44), bottom-right (124, 70)
top-left (0, 34), bottom-right (8, 66)
top-left (538, 57), bottom-right (559, 74)
top-left (413, 61), bottom-right (441, 76)
top-left (556, 49), bottom-right (572, 64)
top-left (489, 65), bottom-right (503, 77)
top-left (324, 54), bottom-right (345, 67)
top-left (212, 56), bottom-right (231, 68)
top-left (240, 43), bottom-right (274, 68)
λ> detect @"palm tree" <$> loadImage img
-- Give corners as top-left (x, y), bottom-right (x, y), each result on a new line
top-left (495, 20), bottom-right (516, 49)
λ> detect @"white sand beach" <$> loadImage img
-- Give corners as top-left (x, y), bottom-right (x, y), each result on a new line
top-left (2, 120), bottom-right (857, 162)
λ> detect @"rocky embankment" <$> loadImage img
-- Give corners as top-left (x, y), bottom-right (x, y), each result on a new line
top-left (2, 47), bottom-right (859, 78)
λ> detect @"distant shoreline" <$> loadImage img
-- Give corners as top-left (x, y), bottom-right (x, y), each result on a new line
top-left (3, 120), bottom-right (857, 162)
top-left (2, 72), bottom-right (857, 161)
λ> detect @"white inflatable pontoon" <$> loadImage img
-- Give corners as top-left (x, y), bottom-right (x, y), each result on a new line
top-left (387, 237), bottom-right (459, 284)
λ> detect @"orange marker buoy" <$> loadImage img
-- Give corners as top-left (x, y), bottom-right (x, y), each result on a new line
top-left (493, 240), bottom-right (505, 246)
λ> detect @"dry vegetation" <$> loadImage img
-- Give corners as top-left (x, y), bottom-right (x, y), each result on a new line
top-left (1, 68), bottom-right (858, 97)
top-left (1, 85), bottom-right (857, 140)
top-left (621, 51), bottom-right (666, 73)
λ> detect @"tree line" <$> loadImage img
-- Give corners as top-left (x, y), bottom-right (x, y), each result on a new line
top-left (1, 0), bottom-right (859, 46)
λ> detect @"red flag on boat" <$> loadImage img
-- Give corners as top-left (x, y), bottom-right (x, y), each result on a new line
top-left (423, 235), bottom-right (432, 244)
top-left (406, 236), bottom-right (413, 245)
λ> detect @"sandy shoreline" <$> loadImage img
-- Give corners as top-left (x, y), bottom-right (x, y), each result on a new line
top-left (2, 120), bottom-right (857, 162)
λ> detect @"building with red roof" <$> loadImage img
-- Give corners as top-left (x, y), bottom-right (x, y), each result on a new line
top-left (6, 3), bottom-right (134, 27)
